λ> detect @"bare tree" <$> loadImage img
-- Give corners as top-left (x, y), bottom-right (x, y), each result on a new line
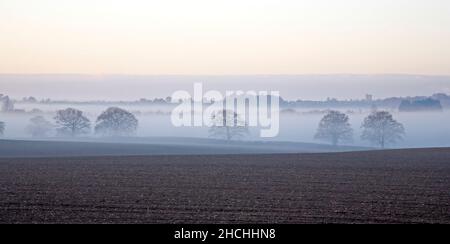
top-left (209, 110), bottom-right (249, 141)
top-left (0, 121), bottom-right (5, 136)
top-left (26, 116), bottom-right (54, 138)
top-left (95, 107), bottom-right (138, 136)
top-left (315, 110), bottom-right (353, 146)
top-left (361, 111), bottom-right (405, 148)
top-left (54, 108), bottom-right (91, 137)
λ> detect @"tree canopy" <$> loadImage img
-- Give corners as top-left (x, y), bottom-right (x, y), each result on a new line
top-left (315, 110), bottom-right (353, 146)
top-left (208, 110), bottom-right (249, 141)
top-left (361, 111), bottom-right (405, 148)
top-left (26, 116), bottom-right (53, 138)
top-left (54, 108), bottom-right (91, 137)
top-left (95, 107), bottom-right (138, 136)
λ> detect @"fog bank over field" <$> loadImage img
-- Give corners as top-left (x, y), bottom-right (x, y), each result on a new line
top-left (1, 74), bottom-right (450, 149)
top-left (2, 102), bottom-right (450, 149)
top-left (1, 74), bottom-right (450, 101)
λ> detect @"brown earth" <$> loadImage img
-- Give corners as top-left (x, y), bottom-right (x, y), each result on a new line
top-left (0, 148), bottom-right (449, 224)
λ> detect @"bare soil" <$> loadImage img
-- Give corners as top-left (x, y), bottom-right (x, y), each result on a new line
top-left (0, 148), bottom-right (449, 224)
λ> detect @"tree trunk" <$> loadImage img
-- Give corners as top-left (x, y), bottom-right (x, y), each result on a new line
top-left (71, 124), bottom-right (76, 137)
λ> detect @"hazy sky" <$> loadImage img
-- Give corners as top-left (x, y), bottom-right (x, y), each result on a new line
top-left (1, 0), bottom-right (450, 75)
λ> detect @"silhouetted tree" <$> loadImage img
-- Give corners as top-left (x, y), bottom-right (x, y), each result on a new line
top-left (361, 111), bottom-right (405, 148)
top-left (95, 107), bottom-right (138, 136)
top-left (26, 116), bottom-right (53, 138)
top-left (209, 110), bottom-right (249, 141)
top-left (54, 108), bottom-right (91, 137)
top-left (315, 110), bottom-right (353, 146)
top-left (0, 121), bottom-right (5, 136)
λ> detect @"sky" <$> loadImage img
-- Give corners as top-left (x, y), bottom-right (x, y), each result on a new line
top-left (1, 0), bottom-right (450, 75)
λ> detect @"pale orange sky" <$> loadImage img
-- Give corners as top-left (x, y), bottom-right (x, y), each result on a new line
top-left (1, 0), bottom-right (450, 75)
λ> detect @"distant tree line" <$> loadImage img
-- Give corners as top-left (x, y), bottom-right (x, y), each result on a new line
top-left (315, 110), bottom-right (405, 148)
top-left (282, 93), bottom-right (450, 110)
top-left (399, 98), bottom-right (443, 112)
top-left (54, 107), bottom-right (139, 137)
top-left (9, 93), bottom-right (450, 110)
top-left (0, 107), bottom-right (250, 141)
top-left (0, 107), bottom-right (139, 139)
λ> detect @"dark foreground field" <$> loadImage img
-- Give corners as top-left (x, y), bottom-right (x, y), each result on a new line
top-left (0, 148), bottom-right (449, 224)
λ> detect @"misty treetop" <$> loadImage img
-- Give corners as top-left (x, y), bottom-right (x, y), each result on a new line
top-left (208, 110), bottom-right (249, 141)
top-left (315, 110), bottom-right (353, 146)
top-left (26, 116), bottom-right (54, 138)
top-left (361, 111), bottom-right (405, 148)
top-left (54, 108), bottom-right (91, 137)
top-left (95, 107), bottom-right (138, 137)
